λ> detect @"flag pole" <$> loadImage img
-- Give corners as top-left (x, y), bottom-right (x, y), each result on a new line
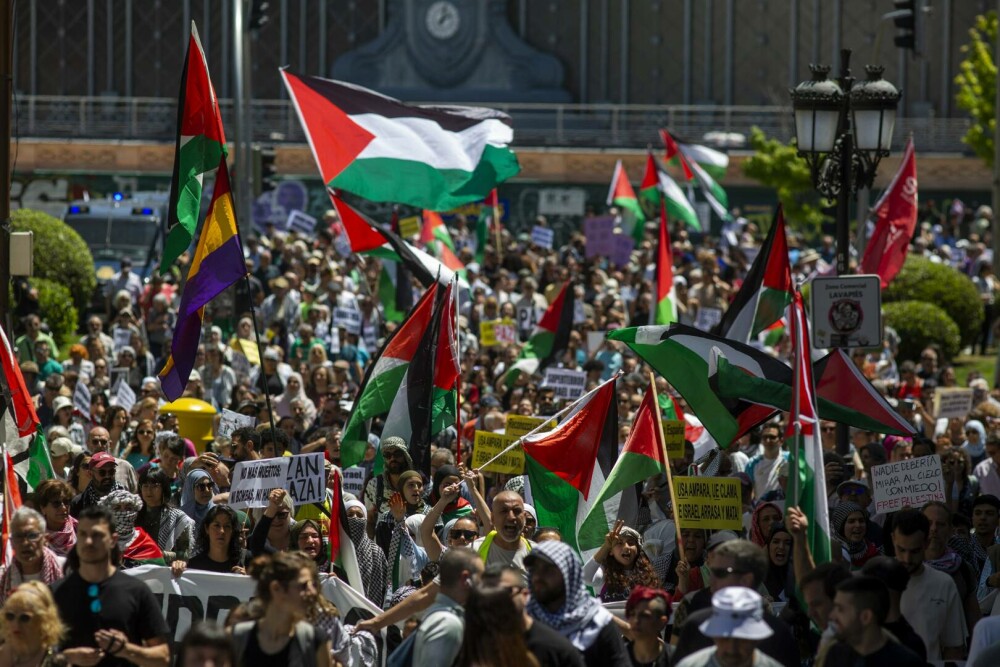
top-left (492, 190), bottom-right (503, 265)
top-left (789, 288), bottom-right (803, 509)
top-left (241, 274), bottom-right (278, 431)
top-left (454, 275), bottom-right (463, 466)
top-left (476, 372), bottom-right (622, 470)
top-left (648, 373), bottom-right (686, 563)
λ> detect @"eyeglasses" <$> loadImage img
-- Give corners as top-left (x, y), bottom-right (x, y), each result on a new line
top-left (709, 566), bottom-right (747, 579)
top-left (3, 612), bottom-right (32, 624)
top-left (90, 438), bottom-right (110, 445)
top-left (10, 531), bottom-right (41, 542)
top-left (88, 583), bottom-right (102, 613)
top-left (449, 529), bottom-right (478, 541)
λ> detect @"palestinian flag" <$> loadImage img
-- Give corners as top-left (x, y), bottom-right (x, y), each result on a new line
top-left (420, 211), bottom-right (466, 276)
top-left (282, 70), bottom-right (520, 211)
top-left (786, 291), bottom-right (832, 563)
top-left (163, 23), bottom-right (227, 272)
top-left (679, 140), bottom-right (730, 181)
top-left (758, 318), bottom-right (788, 349)
top-left (608, 324), bottom-right (782, 447)
top-left (578, 384), bottom-right (667, 554)
top-left (0, 326), bottom-right (38, 438)
top-left (475, 190), bottom-right (499, 264)
top-left (378, 261), bottom-right (411, 324)
top-left (652, 200), bottom-right (677, 325)
top-left (661, 130), bottom-right (730, 222)
top-left (660, 130), bottom-right (694, 180)
top-left (9, 429), bottom-right (54, 491)
top-left (0, 452), bottom-right (22, 566)
top-left (330, 468), bottom-right (366, 596)
top-left (524, 377), bottom-right (619, 554)
top-left (639, 152), bottom-right (701, 231)
top-left (505, 281), bottom-right (576, 385)
top-left (341, 281), bottom-right (458, 475)
top-left (714, 205), bottom-right (793, 344)
top-left (813, 349), bottom-right (916, 435)
top-left (607, 160), bottom-right (646, 243)
top-left (121, 529), bottom-right (167, 568)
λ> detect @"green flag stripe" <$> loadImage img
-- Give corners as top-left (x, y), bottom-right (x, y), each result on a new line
top-left (578, 451), bottom-right (664, 551)
top-left (525, 457), bottom-right (583, 553)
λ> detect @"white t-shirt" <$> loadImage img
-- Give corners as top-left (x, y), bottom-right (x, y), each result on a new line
top-left (900, 564), bottom-right (967, 660)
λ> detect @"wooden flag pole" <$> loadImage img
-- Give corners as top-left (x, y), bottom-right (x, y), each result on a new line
top-left (648, 372), bottom-right (686, 563)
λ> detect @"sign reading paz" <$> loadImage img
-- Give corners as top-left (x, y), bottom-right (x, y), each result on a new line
top-left (870, 455), bottom-right (945, 515)
top-left (542, 368), bottom-right (587, 400)
top-left (228, 453), bottom-right (325, 509)
top-left (472, 430), bottom-right (524, 475)
top-left (673, 476), bottom-right (742, 530)
top-left (480, 319), bottom-right (517, 347)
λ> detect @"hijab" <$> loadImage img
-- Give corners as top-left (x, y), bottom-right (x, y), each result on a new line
top-left (180, 469), bottom-right (217, 526)
top-left (749, 502), bottom-right (782, 547)
top-left (275, 372), bottom-right (317, 423)
top-left (831, 501), bottom-right (880, 567)
top-left (963, 420), bottom-right (987, 462)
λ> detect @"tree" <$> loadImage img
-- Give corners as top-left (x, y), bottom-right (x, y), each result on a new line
top-left (955, 11), bottom-right (997, 167)
top-left (11, 208), bottom-right (96, 314)
top-left (740, 126), bottom-right (830, 237)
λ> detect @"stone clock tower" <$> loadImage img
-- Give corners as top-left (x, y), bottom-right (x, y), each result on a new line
top-left (332, 0), bottom-right (571, 102)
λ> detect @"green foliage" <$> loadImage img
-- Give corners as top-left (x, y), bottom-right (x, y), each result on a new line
top-left (955, 11), bottom-right (997, 167)
top-left (10, 209), bottom-right (96, 314)
top-left (32, 278), bottom-right (79, 347)
top-left (740, 127), bottom-right (831, 238)
top-left (883, 301), bottom-right (961, 363)
top-left (882, 255), bottom-right (983, 347)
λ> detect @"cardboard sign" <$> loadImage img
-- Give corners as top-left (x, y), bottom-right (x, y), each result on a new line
top-left (611, 234), bottom-right (635, 267)
top-left (693, 307), bottom-right (723, 332)
top-left (870, 455), bottom-right (945, 515)
top-left (287, 210), bottom-right (317, 236)
top-left (228, 452), bottom-right (325, 509)
top-left (505, 415), bottom-right (555, 439)
top-left (230, 351), bottom-right (252, 377)
top-left (662, 419), bottom-right (686, 458)
top-left (112, 327), bottom-right (133, 352)
top-left (933, 387), bottom-right (974, 420)
top-left (516, 303), bottom-right (540, 334)
top-left (542, 368), bottom-right (587, 401)
top-left (398, 215), bottom-right (421, 238)
top-left (584, 216), bottom-right (615, 258)
top-left (333, 307), bottom-right (362, 335)
top-left (531, 225), bottom-right (554, 250)
top-left (472, 430), bottom-right (524, 475)
top-left (341, 465), bottom-right (367, 498)
top-left (217, 408), bottom-right (256, 439)
top-left (480, 319), bottom-right (517, 347)
top-left (236, 339), bottom-right (260, 366)
top-left (73, 381), bottom-right (91, 420)
top-left (673, 476), bottom-right (743, 530)
top-left (113, 378), bottom-right (136, 411)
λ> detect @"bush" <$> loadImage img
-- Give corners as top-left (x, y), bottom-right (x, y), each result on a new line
top-left (882, 255), bottom-right (982, 347)
top-left (882, 300), bottom-right (961, 362)
top-left (32, 278), bottom-right (79, 347)
top-left (10, 208), bottom-right (96, 315)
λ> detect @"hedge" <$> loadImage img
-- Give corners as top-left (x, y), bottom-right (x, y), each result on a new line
top-left (882, 300), bottom-right (961, 362)
top-left (32, 278), bottom-right (79, 347)
top-left (882, 256), bottom-right (982, 348)
top-left (11, 208), bottom-right (96, 315)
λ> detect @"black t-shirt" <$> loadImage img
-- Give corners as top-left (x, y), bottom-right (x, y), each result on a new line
top-left (51, 570), bottom-right (169, 667)
top-left (625, 639), bottom-right (671, 667)
top-left (823, 638), bottom-right (925, 667)
top-left (581, 621), bottom-right (631, 667)
top-left (242, 621), bottom-right (328, 667)
top-left (186, 550), bottom-right (250, 573)
top-left (884, 616), bottom-right (927, 663)
top-left (525, 620), bottom-right (586, 667)
top-left (674, 607), bottom-right (799, 667)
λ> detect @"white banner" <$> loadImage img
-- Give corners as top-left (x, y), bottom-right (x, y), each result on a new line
top-left (228, 453), bottom-right (325, 509)
top-left (125, 565), bottom-right (388, 663)
top-left (541, 368), bottom-right (587, 401)
top-left (333, 307), bottom-right (362, 335)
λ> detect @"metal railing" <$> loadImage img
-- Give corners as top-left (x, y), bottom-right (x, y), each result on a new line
top-left (12, 95), bottom-right (974, 153)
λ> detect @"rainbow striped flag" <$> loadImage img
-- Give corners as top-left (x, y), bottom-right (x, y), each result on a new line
top-left (159, 160), bottom-right (247, 400)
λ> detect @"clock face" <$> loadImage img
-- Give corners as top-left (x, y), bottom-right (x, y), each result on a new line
top-left (425, 0), bottom-right (460, 40)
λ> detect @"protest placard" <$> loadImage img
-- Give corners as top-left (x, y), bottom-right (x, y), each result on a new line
top-left (472, 430), bottom-right (524, 474)
top-left (693, 307), bottom-right (723, 332)
top-left (286, 209), bottom-right (317, 236)
top-left (586, 331), bottom-right (606, 356)
top-left (230, 351), bottom-right (252, 377)
top-left (611, 234), bottom-right (634, 267)
top-left (398, 215), bottom-right (421, 238)
top-left (112, 327), bottom-right (132, 352)
top-left (531, 225), bottom-right (554, 250)
top-left (217, 408), bottom-right (256, 439)
top-left (236, 339), bottom-right (260, 366)
top-left (870, 454), bottom-right (945, 514)
top-left (933, 387), bottom-right (974, 420)
top-left (505, 415), bottom-right (555, 439)
top-left (515, 303), bottom-right (540, 336)
top-left (480, 319), bottom-right (517, 347)
top-left (673, 476), bottom-right (742, 530)
top-left (542, 368), bottom-right (587, 401)
top-left (662, 419), bottom-right (686, 458)
top-left (584, 216), bottom-right (615, 258)
top-left (342, 465), bottom-right (367, 498)
top-left (73, 381), bottom-right (91, 420)
top-left (333, 307), bottom-right (362, 335)
top-left (228, 452), bottom-right (326, 509)
top-left (113, 378), bottom-right (136, 411)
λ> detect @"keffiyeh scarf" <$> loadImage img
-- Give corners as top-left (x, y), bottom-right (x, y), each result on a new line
top-left (100, 489), bottom-right (143, 550)
top-left (347, 515), bottom-right (389, 608)
top-left (0, 547), bottom-right (63, 604)
top-left (46, 515), bottom-right (77, 557)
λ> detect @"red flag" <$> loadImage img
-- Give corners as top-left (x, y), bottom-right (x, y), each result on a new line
top-left (860, 138), bottom-right (917, 287)
top-left (1, 453), bottom-right (23, 566)
top-left (0, 327), bottom-right (39, 438)
top-left (329, 192), bottom-right (388, 254)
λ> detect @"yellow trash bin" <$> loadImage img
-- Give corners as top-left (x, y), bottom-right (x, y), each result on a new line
top-left (159, 398), bottom-right (217, 452)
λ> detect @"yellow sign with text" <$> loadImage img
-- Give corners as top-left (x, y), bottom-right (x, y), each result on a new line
top-left (398, 216), bottom-right (421, 238)
top-left (505, 415), bottom-right (555, 439)
top-left (480, 319), bottom-right (517, 347)
top-left (662, 419), bottom-right (685, 458)
top-left (673, 476), bottom-right (742, 530)
top-left (472, 430), bottom-right (525, 475)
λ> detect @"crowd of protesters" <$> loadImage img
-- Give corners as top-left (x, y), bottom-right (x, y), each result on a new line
top-left (4, 197), bottom-right (1000, 666)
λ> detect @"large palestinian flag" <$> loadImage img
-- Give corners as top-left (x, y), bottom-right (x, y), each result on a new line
top-left (505, 281), bottom-right (576, 385)
top-left (714, 205), bottom-right (793, 344)
top-left (524, 377), bottom-right (619, 554)
top-left (163, 23), bottom-right (227, 271)
top-left (639, 152), bottom-right (701, 231)
top-left (578, 384), bottom-right (667, 555)
top-left (282, 70), bottom-right (520, 211)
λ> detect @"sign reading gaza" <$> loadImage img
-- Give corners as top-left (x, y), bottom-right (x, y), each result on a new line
top-left (228, 453), bottom-right (326, 509)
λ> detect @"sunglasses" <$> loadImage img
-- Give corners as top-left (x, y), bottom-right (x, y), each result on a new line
top-left (709, 566), bottom-right (747, 579)
top-left (88, 583), bottom-right (102, 613)
top-left (195, 483), bottom-right (215, 491)
top-left (48, 499), bottom-right (70, 508)
top-left (449, 529), bottom-right (478, 541)
top-left (3, 612), bottom-right (32, 624)
top-left (90, 438), bottom-right (110, 445)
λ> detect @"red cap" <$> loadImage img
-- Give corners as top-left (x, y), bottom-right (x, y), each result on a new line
top-left (90, 452), bottom-right (117, 469)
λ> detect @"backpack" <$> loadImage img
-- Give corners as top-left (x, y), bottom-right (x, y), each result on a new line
top-left (232, 620), bottom-right (316, 667)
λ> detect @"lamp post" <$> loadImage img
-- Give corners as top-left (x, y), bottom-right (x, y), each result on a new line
top-left (790, 49), bottom-right (900, 455)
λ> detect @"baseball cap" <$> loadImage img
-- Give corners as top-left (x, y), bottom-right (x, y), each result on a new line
top-left (90, 452), bottom-right (117, 470)
top-left (698, 587), bottom-right (773, 640)
top-left (50, 437), bottom-right (81, 458)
